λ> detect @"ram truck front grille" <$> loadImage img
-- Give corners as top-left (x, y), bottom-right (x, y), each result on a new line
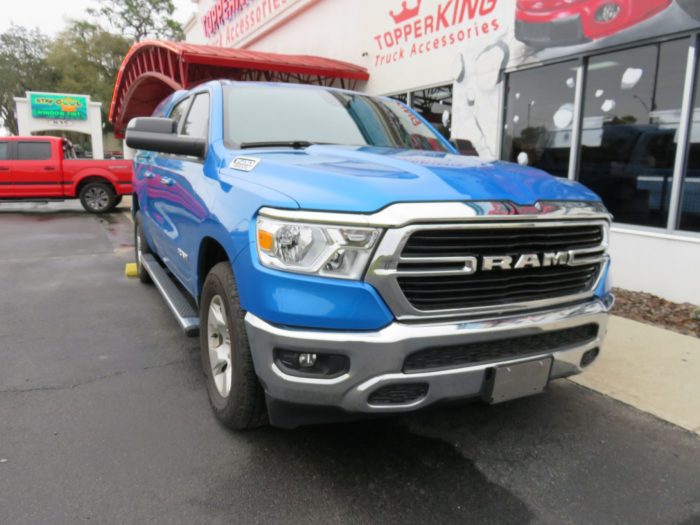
top-left (365, 219), bottom-right (609, 320)
top-left (401, 224), bottom-right (603, 257)
top-left (398, 263), bottom-right (600, 311)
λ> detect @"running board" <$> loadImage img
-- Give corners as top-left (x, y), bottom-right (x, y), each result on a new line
top-left (141, 254), bottom-right (200, 337)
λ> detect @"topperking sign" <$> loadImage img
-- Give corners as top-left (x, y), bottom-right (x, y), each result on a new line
top-left (30, 93), bottom-right (88, 121)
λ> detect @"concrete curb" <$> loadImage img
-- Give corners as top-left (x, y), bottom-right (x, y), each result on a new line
top-left (571, 315), bottom-right (700, 435)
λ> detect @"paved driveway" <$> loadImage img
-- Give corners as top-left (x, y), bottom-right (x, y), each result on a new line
top-left (1, 202), bottom-right (699, 525)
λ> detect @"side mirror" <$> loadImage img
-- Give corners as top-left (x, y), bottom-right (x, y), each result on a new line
top-left (125, 117), bottom-right (206, 158)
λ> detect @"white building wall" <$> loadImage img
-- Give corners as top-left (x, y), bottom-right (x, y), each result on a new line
top-left (610, 229), bottom-right (700, 304)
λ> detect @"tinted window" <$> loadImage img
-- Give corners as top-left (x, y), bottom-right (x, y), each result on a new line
top-left (0, 142), bottom-right (8, 161)
top-left (18, 142), bottom-right (51, 161)
top-left (224, 85), bottom-right (448, 152)
top-left (169, 97), bottom-right (190, 126)
top-left (502, 60), bottom-right (577, 177)
top-left (182, 93), bottom-right (210, 138)
top-left (578, 41), bottom-right (686, 229)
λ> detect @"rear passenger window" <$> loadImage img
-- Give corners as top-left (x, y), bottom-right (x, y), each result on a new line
top-left (182, 93), bottom-right (210, 139)
top-left (0, 142), bottom-right (8, 160)
top-left (18, 142), bottom-right (51, 161)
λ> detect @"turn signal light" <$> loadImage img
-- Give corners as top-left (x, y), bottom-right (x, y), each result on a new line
top-left (258, 229), bottom-right (274, 251)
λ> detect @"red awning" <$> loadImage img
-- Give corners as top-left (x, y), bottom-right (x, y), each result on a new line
top-left (109, 40), bottom-right (370, 137)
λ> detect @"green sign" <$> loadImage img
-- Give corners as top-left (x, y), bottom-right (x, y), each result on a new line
top-left (30, 93), bottom-right (88, 121)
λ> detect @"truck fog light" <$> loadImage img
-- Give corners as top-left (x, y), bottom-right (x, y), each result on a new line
top-left (274, 349), bottom-right (350, 378)
top-left (596, 3), bottom-right (620, 21)
top-left (298, 352), bottom-right (317, 368)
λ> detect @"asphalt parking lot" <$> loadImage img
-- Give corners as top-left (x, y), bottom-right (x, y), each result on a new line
top-left (1, 202), bottom-right (700, 525)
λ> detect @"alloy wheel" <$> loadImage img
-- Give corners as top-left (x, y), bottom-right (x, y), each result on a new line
top-left (207, 295), bottom-right (233, 398)
top-left (85, 187), bottom-right (110, 211)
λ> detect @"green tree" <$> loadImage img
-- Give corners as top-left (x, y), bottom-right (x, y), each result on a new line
top-left (0, 25), bottom-right (57, 135)
top-left (47, 21), bottom-right (131, 131)
top-left (89, 0), bottom-right (184, 42)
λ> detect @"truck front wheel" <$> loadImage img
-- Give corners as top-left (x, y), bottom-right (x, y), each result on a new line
top-left (79, 182), bottom-right (117, 214)
top-left (200, 262), bottom-right (266, 430)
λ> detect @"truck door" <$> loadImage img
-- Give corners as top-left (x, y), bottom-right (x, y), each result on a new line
top-left (156, 91), bottom-right (211, 292)
top-left (142, 95), bottom-right (191, 276)
top-left (0, 140), bottom-right (11, 196)
top-left (13, 140), bottom-right (62, 198)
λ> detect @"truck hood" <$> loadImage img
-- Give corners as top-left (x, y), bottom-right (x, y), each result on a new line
top-left (225, 145), bottom-right (600, 213)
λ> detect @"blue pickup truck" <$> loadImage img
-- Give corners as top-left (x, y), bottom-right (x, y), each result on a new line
top-left (126, 81), bottom-right (613, 429)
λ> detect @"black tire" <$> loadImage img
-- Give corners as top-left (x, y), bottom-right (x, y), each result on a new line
top-left (114, 195), bottom-right (123, 207)
top-left (134, 211), bottom-right (152, 284)
top-left (678, 0), bottom-right (700, 20)
top-left (200, 262), bottom-right (266, 430)
top-left (79, 181), bottom-right (117, 214)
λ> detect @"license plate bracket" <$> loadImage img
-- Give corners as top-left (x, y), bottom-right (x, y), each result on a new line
top-left (483, 358), bottom-right (552, 404)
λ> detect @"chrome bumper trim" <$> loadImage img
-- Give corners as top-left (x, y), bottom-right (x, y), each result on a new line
top-left (245, 299), bottom-right (611, 414)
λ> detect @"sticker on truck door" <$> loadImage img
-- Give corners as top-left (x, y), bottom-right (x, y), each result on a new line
top-left (230, 156), bottom-right (260, 172)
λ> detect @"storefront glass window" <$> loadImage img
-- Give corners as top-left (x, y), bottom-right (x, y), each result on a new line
top-left (579, 41), bottom-right (687, 228)
top-left (410, 85), bottom-right (452, 140)
top-left (502, 60), bottom-right (577, 177)
top-left (390, 93), bottom-right (407, 103)
top-left (679, 47), bottom-right (700, 233)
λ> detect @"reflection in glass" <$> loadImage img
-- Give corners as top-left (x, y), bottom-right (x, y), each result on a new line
top-left (410, 85), bottom-right (453, 137)
top-left (502, 60), bottom-right (577, 177)
top-left (224, 85), bottom-right (448, 152)
top-left (578, 41), bottom-right (687, 228)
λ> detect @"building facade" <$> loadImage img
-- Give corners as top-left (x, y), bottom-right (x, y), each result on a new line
top-left (184, 0), bottom-right (700, 304)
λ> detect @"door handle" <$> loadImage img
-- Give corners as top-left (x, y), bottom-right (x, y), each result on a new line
top-left (160, 176), bottom-right (174, 186)
top-left (0, 167), bottom-right (9, 171)
top-left (43, 166), bottom-right (56, 171)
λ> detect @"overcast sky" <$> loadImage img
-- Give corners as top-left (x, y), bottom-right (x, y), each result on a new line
top-left (3, 0), bottom-right (197, 36)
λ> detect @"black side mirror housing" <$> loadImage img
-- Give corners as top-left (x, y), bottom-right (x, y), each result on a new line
top-left (126, 117), bottom-right (206, 158)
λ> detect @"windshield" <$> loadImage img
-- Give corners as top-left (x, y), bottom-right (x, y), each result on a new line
top-left (224, 84), bottom-right (449, 152)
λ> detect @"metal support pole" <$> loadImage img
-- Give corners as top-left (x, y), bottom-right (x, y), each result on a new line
top-left (667, 34), bottom-right (699, 232)
top-left (496, 75), bottom-right (506, 160)
top-left (568, 57), bottom-right (587, 181)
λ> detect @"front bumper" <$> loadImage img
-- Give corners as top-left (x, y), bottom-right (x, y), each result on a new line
top-left (245, 298), bottom-right (611, 419)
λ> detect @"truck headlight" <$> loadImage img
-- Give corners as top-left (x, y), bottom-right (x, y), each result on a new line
top-left (256, 216), bottom-right (380, 280)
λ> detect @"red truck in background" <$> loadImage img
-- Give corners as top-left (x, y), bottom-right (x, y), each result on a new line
top-left (515, 0), bottom-right (673, 48)
top-left (0, 136), bottom-right (132, 213)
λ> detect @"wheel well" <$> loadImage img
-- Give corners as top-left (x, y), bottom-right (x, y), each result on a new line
top-left (198, 237), bottom-right (229, 297)
top-left (132, 193), bottom-right (140, 214)
top-left (76, 177), bottom-right (115, 197)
